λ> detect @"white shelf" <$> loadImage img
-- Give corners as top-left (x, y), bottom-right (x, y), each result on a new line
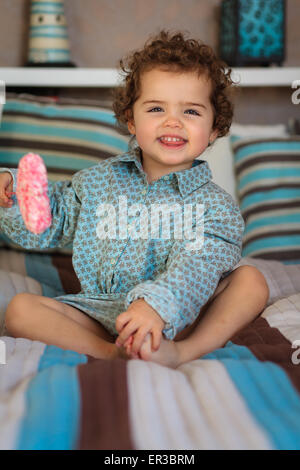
top-left (231, 67), bottom-right (300, 87)
top-left (0, 68), bottom-right (121, 87)
top-left (0, 66), bottom-right (299, 87)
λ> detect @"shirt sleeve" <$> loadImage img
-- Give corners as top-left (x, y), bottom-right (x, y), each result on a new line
top-left (0, 167), bottom-right (82, 250)
top-left (125, 195), bottom-right (245, 340)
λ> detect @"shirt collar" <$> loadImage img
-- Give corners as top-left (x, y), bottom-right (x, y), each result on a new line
top-left (176, 159), bottom-right (212, 198)
top-left (113, 147), bottom-right (212, 198)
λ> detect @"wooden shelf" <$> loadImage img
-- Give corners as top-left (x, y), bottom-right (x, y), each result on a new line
top-left (0, 66), bottom-right (299, 88)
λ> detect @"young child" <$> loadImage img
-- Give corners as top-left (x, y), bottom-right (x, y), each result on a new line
top-left (0, 30), bottom-right (268, 368)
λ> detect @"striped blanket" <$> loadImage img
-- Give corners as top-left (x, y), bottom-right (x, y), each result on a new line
top-left (1, 249), bottom-right (300, 450)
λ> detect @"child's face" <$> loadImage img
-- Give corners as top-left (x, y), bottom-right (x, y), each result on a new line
top-left (127, 68), bottom-right (218, 180)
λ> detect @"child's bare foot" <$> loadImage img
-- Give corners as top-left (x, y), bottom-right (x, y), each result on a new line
top-left (91, 342), bottom-right (129, 360)
top-left (138, 334), bottom-right (182, 369)
top-left (116, 344), bottom-right (131, 360)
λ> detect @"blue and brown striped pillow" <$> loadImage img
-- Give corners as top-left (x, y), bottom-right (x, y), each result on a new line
top-left (231, 136), bottom-right (300, 264)
top-left (0, 93), bottom-right (130, 253)
top-left (0, 93), bottom-right (130, 181)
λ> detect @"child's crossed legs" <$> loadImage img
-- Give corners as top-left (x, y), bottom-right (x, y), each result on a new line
top-left (5, 293), bottom-right (121, 359)
top-left (4, 265), bottom-right (269, 367)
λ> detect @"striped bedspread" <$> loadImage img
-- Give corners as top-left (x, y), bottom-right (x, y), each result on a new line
top-left (1, 249), bottom-right (300, 450)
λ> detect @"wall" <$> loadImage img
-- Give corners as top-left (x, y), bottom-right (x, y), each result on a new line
top-left (0, 0), bottom-right (299, 124)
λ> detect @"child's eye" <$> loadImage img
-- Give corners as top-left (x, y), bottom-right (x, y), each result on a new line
top-left (148, 107), bottom-right (163, 112)
top-left (185, 109), bottom-right (200, 116)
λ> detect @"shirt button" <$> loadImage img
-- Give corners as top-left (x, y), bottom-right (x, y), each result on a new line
top-left (110, 258), bottom-right (115, 265)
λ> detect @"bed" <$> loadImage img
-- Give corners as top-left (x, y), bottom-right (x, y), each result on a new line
top-left (0, 93), bottom-right (300, 450)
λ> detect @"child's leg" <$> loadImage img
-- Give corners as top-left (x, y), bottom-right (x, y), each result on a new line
top-left (138, 265), bottom-right (269, 368)
top-left (5, 293), bottom-right (124, 359)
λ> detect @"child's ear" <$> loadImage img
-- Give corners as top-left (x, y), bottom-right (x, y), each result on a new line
top-left (127, 120), bottom-right (136, 135)
top-left (209, 128), bottom-right (219, 145)
top-left (125, 110), bottom-right (136, 135)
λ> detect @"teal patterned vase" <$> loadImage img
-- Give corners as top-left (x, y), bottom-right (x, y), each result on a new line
top-left (219, 0), bottom-right (285, 66)
top-left (27, 0), bottom-right (74, 66)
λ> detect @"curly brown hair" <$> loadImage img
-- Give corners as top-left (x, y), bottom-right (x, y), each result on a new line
top-left (112, 30), bottom-right (236, 139)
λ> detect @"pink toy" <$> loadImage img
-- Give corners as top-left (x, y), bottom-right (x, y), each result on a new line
top-left (16, 153), bottom-right (52, 234)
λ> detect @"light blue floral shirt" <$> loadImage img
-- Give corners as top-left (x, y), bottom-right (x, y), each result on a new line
top-left (0, 147), bottom-right (244, 339)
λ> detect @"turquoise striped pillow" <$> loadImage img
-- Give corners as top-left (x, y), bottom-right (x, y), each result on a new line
top-left (231, 136), bottom-right (300, 264)
top-left (0, 93), bottom-right (130, 181)
top-left (0, 93), bottom-right (130, 253)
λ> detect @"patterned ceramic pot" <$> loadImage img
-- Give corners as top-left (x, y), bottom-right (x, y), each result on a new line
top-left (219, 0), bottom-right (285, 66)
top-left (27, 0), bottom-right (72, 65)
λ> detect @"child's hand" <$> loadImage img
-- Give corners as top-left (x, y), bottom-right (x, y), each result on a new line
top-left (0, 172), bottom-right (14, 208)
top-left (123, 334), bottom-right (136, 357)
top-left (115, 299), bottom-right (165, 357)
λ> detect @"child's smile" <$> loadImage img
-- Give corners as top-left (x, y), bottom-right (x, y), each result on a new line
top-left (158, 134), bottom-right (188, 149)
top-left (127, 68), bottom-right (219, 182)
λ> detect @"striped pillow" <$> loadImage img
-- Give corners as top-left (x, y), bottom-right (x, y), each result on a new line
top-left (232, 136), bottom-right (300, 264)
top-left (0, 93), bottom-right (130, 253)
top-left (0, 93), bottom-right (130, 181)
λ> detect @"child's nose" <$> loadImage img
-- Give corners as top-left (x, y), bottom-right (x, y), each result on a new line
top-left (163, 113), bottom-right (183, 128)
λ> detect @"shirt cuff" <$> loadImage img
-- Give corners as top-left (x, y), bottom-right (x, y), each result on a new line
top-left (125, 281), bottom-right (183, 340)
